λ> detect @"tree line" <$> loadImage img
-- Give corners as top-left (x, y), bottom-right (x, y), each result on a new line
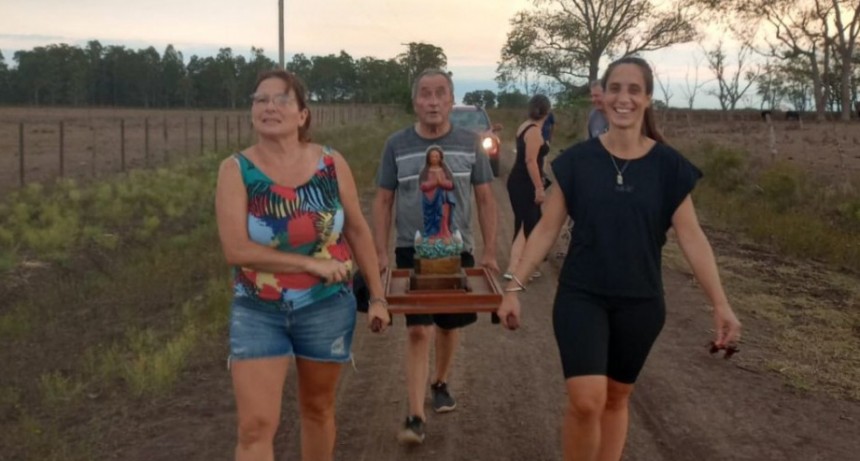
top-left (0, 41), bottom-right (439, 108)
top-left (0, 40), bottom-right (533, 110)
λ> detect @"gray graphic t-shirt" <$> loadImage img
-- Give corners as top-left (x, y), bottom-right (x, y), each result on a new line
top-left (375, 126), bottom-right (494, 251)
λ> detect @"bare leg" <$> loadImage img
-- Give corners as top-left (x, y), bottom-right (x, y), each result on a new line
top-left (295, 358), bottom-right (344, 461)
top-left (433, 326), bottom-right (459, 383)
top-left (506, 227), bottom-right (526, 274)
top-left (597, 379), bottom-right (634, 461)
top-left (406, 325), bottom-right (433, 419)
top-left (563, 375), bottom-right (607, 461)
top-left (232, 357), bottom-right (290, 461)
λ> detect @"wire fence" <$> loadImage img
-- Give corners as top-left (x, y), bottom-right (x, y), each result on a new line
top-left (0, 104), bottom-right (399, 195)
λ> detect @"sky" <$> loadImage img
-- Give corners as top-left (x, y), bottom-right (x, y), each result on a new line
top-left (0, 0), bottom-right (738, 109)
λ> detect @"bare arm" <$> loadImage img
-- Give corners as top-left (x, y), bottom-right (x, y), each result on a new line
top-left (672, 196), bottom-right (728, 308)
top-left (215, 157), bottom-right (316, 273)
top-left (473, 182), bottom-right (499, 272)
top-left (672, 195), bottom-right (741, 346)
top-left (371, 187), bottom-right (395, 270)
top-left (332, 153), bottom-right (384, 300)
top-left (524, 127), bottom-right (545, 197)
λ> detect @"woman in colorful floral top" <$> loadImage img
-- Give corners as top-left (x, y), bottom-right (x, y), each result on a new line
top-left (215, 69), bottom-right (389, 461)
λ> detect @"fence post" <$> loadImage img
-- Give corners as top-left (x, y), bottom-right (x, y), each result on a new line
top-left (226, 115), bottom-right (230, 148)
top-left (91, 123), bottom-right (97, 179)
top-left (184, 117), bottom-right (189, 156)
top-left (120, 119), bottom-right (126, 172)
top-left (199, 116), bottom-right (204, 155)
top-left (59, 121), bottom-right (65, 178)
top-left (214, 116), bottom-right (219, 151)
top-left (18, 122), bottom-right (24, 187)
top-left (144, 117), bottom-right (151, 166)
top-left (163, 116), bottom-right (169, 162)
top-left (237, 114), bottom-right (242, 147)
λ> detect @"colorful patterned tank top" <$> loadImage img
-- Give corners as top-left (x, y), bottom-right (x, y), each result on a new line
top-left (232, 146), bottom-right (353, 309)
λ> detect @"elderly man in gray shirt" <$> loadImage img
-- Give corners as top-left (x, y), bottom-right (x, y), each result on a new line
top-left (372, 69), bottom-right (499, 445)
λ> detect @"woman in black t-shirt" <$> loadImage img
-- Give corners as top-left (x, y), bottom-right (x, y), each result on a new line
top-left (496, 57), bottom-right (742, 461)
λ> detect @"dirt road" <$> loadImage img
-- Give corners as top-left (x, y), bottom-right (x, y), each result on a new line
top-left (107, 149), bottom-right (860, 461)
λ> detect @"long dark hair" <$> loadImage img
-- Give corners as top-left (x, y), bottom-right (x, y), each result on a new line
top-left (600, 57), bottom-right (666, 144)
top-left (253, 69), bottom-right (313, 142)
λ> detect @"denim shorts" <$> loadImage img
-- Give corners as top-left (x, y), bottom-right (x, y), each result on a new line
top-left (229, 287), bottom-right (357, 363)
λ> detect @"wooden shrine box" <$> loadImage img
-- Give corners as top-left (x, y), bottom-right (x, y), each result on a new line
top-left (414, 256), bottom-right (460, 276)
top-left (383, 267), bottom-right (503, 314)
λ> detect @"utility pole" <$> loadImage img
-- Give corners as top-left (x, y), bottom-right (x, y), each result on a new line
top-left (278, 0), bottom-right (285, 68)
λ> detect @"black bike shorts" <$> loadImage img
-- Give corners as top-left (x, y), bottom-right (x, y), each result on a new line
top-left (552, 287), bottom-right (665, 384)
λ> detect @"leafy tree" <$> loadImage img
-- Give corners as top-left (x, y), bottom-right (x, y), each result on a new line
top-left (355, 57), bottom-right (408, 103)
top-left (0, 51), bottom-right (8, 103)
top-left (498, 0), bottom-right (697, 93)
top-left (463, 90), bottom-right (498, 108)
top-left (497, 90), bottom-right (530, 108)
top-left (139, 46), bottom-right (162, 107)
top-left (398, 42), bottom-right (447, 84)
top-left (481, 90), bottom-right (497, 109)
top-left (215, 48), bottom-right (242, 108)
top-left (14, 47), bottom-right (55, 105)
top-left (286, 53), bottom-right (313, 86)
top-left (463, 90), bottom-right (483, 106)
top-left (186, 55), bottom-right (219, 107)
top-left (162, 45), bottom-right (186, 107)
top-left (309, 51), bottom-right (357, 102)
top-left (84, 41), bottom-right (106, 105)
top-left (236, 47), bottom-right (278, 105)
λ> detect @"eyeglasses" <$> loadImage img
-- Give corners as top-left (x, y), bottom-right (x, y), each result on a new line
top-left (250, 93), bottom-right (296, 107)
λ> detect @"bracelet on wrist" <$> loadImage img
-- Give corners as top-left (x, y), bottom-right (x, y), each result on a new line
top-left (369, 297), bottom-right (389, 308)
top-left (504, 273), bottom-right (526, 292)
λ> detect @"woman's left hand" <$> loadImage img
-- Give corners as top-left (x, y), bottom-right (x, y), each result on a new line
top-left (534, 188), bottom-right (546, 205)
top-left (368, 301), bottom-right (390, 333)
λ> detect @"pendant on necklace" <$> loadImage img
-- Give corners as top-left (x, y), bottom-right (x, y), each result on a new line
top-left (616, 174), bottom-right (623, 186)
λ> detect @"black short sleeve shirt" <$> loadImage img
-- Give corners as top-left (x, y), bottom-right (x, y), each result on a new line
top-left (551, 137), bottom-right (702, 297)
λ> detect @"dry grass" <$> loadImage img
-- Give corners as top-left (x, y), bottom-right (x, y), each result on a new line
top-left (664, 232), bottom-right (860, 400)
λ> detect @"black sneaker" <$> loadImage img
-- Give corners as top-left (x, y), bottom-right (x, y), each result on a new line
top-left (397, 415), bottom-right (425, 444)
top-left (431, 381), bottom-right (457, 413)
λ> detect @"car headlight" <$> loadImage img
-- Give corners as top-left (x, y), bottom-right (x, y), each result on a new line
top-left (482, 137), bottom-right (494, 150)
